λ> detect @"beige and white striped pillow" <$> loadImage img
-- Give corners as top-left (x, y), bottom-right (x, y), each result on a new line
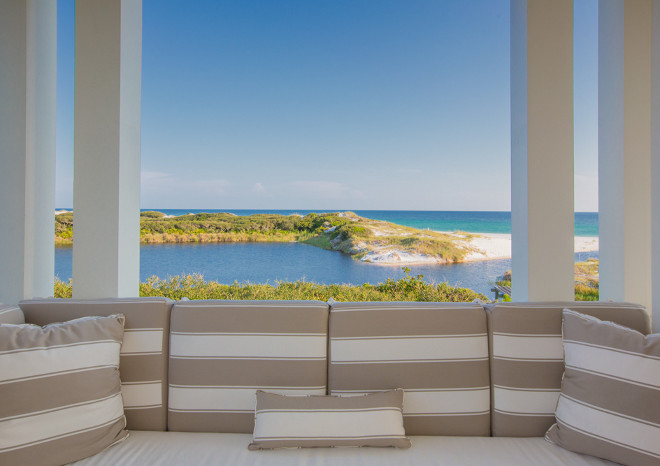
top-left (329, 302), bottom-right (491, 436)
top-left (0, 315), bottom-right (128, 466)
top-left (249, 389), bottom-right (411, 450)
top-left (545, 309), bottom-right (660, 465)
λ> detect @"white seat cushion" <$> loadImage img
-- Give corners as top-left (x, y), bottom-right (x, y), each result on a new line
top-left (72, 431), bottom-right (616, 465)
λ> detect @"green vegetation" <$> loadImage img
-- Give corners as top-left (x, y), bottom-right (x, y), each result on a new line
top-left (55, 211), bottom-right (475, 263)
top-left (494, 258), bottom-right (599, 301)
top-left (574, 258), bottom-right (599, 301)
top-left (574, 283), bottom-right (599, 301)
top-left (54, 276), bottom-right (73, 298)
top-left (53, 268), bottom-right (487, 302)
top-left (140, 211), bottom-right (167, 219)
top-left (55, 212), bottom-right (73, 246)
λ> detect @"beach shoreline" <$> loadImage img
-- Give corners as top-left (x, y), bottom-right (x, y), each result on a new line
top-left (359, 231), bottom-right (599, 265)
top-left (462, 232), bottom-right (598, 262)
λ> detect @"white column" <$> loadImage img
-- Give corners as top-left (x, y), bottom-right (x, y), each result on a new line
top-left (598, 0), bottom-right (653, 315)
top-left (652, 0), bottom-right (660, 332)
top-left (73, 0), bottom-right (142, 298)
top-left (0, 1), bottom-right (57, 305)
top-left (510, 0), bottom-right (575, 301)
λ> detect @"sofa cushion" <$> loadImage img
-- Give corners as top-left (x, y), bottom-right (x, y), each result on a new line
top-left (545, 309), bottom-right (660, 465)
top-left (168, 300), bottom-right (329, 433)
top-left (487, 302), bottom-right (650, 437)
top-left (19, 297), bottom-right (174, 431)
top-left (71, 432), bottom-right (616, 465)
top-left (249, 389), bottom-right (410, 450)
top-left (328, 302), bottom-right (490, 436)
top-left (0, 315), bottom-right (128, 465)
top-left (0, 304), bottom-right (25, 324)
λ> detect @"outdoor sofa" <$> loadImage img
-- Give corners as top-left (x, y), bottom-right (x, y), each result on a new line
top-left (0, 298), bottom-right (656, 465)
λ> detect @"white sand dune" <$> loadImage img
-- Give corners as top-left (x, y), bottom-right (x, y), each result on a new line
top-left (359, 231), bottom-right (599, 265)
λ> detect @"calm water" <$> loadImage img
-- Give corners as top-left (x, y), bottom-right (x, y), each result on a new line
top-left (54, 243), bottom-right (598, 298)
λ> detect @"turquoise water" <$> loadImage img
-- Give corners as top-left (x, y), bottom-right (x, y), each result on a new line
top-left (145, 209), bottom-right (599, 237)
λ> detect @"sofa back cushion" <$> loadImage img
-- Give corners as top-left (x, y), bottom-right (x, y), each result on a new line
top-left (167, 300), bottom-right (329, 433)
top-left (19, 297), bottom-right (173, 431)
top-left (328, 302), bottom-right (491, 436)
top-left (0, 305), bottom-right (25, 324)
top-left (487, 301), bottom-right (651, 437)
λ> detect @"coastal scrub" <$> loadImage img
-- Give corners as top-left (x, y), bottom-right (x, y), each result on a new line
top-left (494, 259), bottom-right (599, 301)
top-left (53, 269), bottom-right (487, 302)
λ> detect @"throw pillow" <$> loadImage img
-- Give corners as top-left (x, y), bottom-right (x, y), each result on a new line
top-left (545, 309), bottom-right (660, 466)
top-left (0, 314), bottom-right (129, 465)
top-left (249, 389), bottom-right (411, 450)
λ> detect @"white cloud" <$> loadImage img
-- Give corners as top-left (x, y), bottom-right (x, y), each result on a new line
top-left (141, 171), bottom-right (232, 207)
top-left (141, 170), bottom-right (172, 183)
top-left (252, 182), bottom-right (266, 194)
top-left (396, 168), bottom-right (424, 175)
top-left (288, 180), bottom-right (364, 200)
top-left (575, 173), bottom-right (598, 212)
top-left (194, 178), bottom-right (232, 195)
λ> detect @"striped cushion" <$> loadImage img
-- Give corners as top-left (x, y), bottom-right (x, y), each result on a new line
top-left (0, 305), bottom-right (24, 324)
top-left (545, 309), bottom-right (660, 465)
top-left (487, 302), bottom-right (651, 437)
top-left (328, 302), bottom-right (490, 436)
top-left (19, 298), bottom-right (174, 431)
top-left (168, 300), bottom-right (329, 433)
top-left (0, 315), bottom-right (128, 465)
top-left (249, 389), bottom-right (411, 450)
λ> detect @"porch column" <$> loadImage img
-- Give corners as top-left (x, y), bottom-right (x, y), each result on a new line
top-left (652, 0), bottom-right (660, 332)
top-left (73, 0), bottom-right (142, 298)
top-left (0, 1), bottom-right (57, 304)
top-left (598, 0), bottom-right (653, 317)
top-left (510, 0), bottom-right (575, 301)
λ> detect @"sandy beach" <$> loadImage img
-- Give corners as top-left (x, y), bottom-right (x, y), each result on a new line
top-left (359, 231), bottom-right (599, 265)
top-left (463, 233), bottom-right (599, 262)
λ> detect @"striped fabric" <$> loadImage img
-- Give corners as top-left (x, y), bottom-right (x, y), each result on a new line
top-left (249, 389), bottom-right (411, 449)
top-left (0, 305), bottom-right (24, 325)
top-left (328, 302), bottom-right (490, 436)
top-left (0, 315), bottom-right (128, 465)
top-left (545, 309), bottom-right (660, 465)
top-left (19, 298), bottom-right (174, 431)
top-left (487, 302), bottom-right (651, 437)
top-left (168, 300), bottom-right (329, 433)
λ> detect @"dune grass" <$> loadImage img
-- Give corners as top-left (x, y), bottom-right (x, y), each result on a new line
top-left (53, 268), bottom-right (487, 302)
top-left (495, 258), bottom-right (600, 301)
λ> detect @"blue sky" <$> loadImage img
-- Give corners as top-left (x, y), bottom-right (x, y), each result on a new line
top-left (56, 0), bottom-right (598, 211)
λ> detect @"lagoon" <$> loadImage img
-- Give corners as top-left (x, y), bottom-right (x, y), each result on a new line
top-left (55, 243), bottom-right (599, 298)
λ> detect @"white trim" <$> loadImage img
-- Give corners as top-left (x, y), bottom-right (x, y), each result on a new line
top-left (168, 386), bottom-right (326, 411)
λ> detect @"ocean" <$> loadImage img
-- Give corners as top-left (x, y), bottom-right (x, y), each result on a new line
top-left (54, 210), bottom-right (599, 298)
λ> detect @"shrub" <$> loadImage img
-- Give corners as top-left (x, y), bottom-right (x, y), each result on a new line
top-left (140, 211), bottom-right (166, 218)
top-left (54, 268), bottom-right (488, 302)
